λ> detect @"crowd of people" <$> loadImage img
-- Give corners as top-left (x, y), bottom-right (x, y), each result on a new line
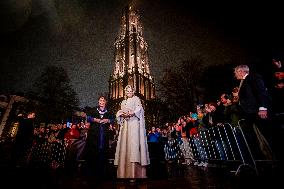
top-left (4, 62), bottom-right (283, 182)
top-left (146, 62), bottom-right (283, 169)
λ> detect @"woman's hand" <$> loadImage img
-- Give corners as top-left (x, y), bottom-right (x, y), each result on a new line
top-left (258, 110), bottom-right (267, 119)
top-left (121, 112), bottom-right (129, 118)
top-left (128, 110), bottom-right (134, 117)
top-left (101, 119), bottom-right (110, 124)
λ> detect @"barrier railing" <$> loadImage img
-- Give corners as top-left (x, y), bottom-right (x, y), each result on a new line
top-left (190, 121), bottom-right (259, 175)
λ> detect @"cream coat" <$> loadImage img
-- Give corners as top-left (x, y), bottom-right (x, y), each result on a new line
top-left (114, 96), bottom-right (150, 166)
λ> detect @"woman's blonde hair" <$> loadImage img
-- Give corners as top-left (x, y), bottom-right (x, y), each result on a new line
top-left (124, 84), bottom-right (135, 99)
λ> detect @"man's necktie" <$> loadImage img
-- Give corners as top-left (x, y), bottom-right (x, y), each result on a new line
top-left (238, 79), bottom-right (244, 105)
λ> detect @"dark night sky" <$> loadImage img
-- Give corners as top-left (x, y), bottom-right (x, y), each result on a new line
top-left (0, 0), bottom-right (283, 107)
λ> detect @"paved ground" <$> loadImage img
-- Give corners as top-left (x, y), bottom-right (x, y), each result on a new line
top-left (1, 142), bottom-right (283, 189)
top-left (1, 159), bottom-right (283, 189)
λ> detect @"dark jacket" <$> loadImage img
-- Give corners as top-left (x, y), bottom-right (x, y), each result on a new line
top-left (239, 73), bottom-right (271, 114)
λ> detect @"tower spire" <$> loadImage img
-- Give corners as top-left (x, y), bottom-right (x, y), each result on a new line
top-left (109, 5), bottom-right (155, 104)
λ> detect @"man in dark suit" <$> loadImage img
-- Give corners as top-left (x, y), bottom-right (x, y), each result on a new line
top-left (12, 111), bottom-right (36, 167)
top-left (234, 65), bottom-right (274, 163)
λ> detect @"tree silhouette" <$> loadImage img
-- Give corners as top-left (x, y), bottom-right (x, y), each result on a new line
top-left (29, 66), bottom-right (79, 123)
top-left (200, 64), bottom-right (236, 102)
top-left (158, 56), bottom-right (205, 119)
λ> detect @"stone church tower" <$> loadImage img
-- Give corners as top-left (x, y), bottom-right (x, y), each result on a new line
top-left (108, 6), bottom-right (156, 127)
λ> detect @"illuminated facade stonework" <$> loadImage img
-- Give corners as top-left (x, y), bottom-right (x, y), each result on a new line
top-left (109, 6), bottom-right (156, 114)
top-left (0, 95), bottom-right (28, 140)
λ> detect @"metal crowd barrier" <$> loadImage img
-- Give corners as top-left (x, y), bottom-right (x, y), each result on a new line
top-left (190, 120), bottom-right (259, 175)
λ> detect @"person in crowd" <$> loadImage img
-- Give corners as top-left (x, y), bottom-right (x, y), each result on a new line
top-left (64, 123), bottom-right (80, 145)
top-left (28, 126), bottom-right (48, 168)
top-left (108, 124), bottom-right (118, 148)
top-left (76, 122), bottom-right (90, 161)
top-left (47, 123), bottom-right (66, 170)
top-left (271, 57), bottom-right (284, 114)
top-left (106, 123), bottom-right (118, 162)
top-left (219, 93), bottom-right (233, 124)
top-left (203, 102), bottom-right (227, 161)
top-left (179, 115), bottom-right (194, 165)
top-left (12, 111), bottom-right (36, 167)
top-left (64, 123), bottom-right (80, 173)
top-left (84, 96), bottom-right (115, 182)
top-left (271, 57), bottom-right (284, 113)
top-left (270, 57), bottom-right (284, 163)
top-left (160, 127), bottom-right (169, 144)
top-left (164, 122), bottom-right (184, 163)
top-left (234, 64), bottom-right (274, 162)
top-left (202, 102), bottom-right (220, 127)
top-left (147, 126), bottom-right (163, 163)
top-left (147, 126), bottom-right (160, 143)
top-left (114, 85), bottom-right (150, 181)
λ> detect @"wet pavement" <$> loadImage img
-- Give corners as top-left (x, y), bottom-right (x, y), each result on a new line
top-left (1, 141), bottom-right (283, 189)
top-left (1, 159), bottom-right (283, 189)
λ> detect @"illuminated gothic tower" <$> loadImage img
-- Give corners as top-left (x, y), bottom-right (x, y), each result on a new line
top-left (109, 6), bottom-right (156, 112)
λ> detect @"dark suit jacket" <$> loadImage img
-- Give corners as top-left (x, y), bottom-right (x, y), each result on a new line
top-left (239, 73), bottom-right (271, 114)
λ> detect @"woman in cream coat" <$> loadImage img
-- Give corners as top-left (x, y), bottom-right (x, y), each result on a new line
top-left (114, 85), bottom-right (150, 179)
